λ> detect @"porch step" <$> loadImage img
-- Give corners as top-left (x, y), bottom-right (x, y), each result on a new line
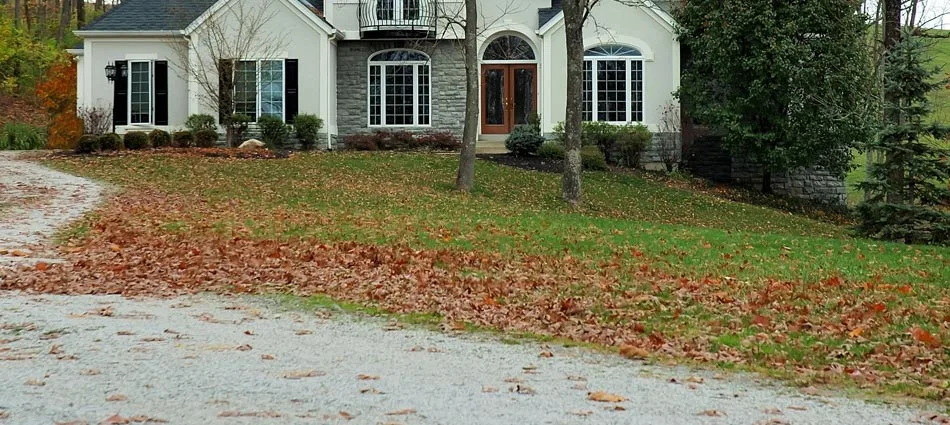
top-left (476, 139), bottom-right (508, 154)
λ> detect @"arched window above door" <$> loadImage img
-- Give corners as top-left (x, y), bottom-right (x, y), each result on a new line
top-left (483, 35), bottom-right (536, 61)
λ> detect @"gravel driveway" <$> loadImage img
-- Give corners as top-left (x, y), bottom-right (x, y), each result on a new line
top-left (0, 293), bottom-right (935, 425)
top-left (0, 154), bottom-right (941, 425)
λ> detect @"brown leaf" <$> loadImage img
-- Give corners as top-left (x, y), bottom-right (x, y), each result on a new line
top-left (218, 411), bottom-right (281, 418)
top-left (359, 387), bottom-right (383, 394)
top-left (511, 385), bottom-right (536, 395)
top-left (106, 394), bottom-right (128, 402)
top-left (294, 329), bottom-right (312, 335)
top-left (338, 411), bottom-right (354, 420)
top-left (385, 409), bottom-right (417, 416)
top-left (568, 410), bottom-right (593, 416)
top-left (0, 410), bottom-right (8, 419)
top-left (48, 344), bottom-right (63, 355)
top-left (117, 331), bottom-right (134, 336)
top-left (604, 405), bottom-right (626, 411)
top-left (357, 374), bottom-right (379, 380)
top-left (482, 386), bottom-right (499, 393)
top-left (98, 414), bottom-right (129, 425)
top-left (235, 344), bottom-right (253, 351)
top-left (282, 369), bottom-right (325, 379)
top-left (912, 327), bottom-right (942, 348)
top-left (619, 344), bottom-right (649, 360)
top-left (260, 354), bottom-right (275, 360)
top-left (587, 391), bottom-right (626, 403)
top-left (539, 350), bottom-right (553, 358)
top-left (128, 415), bottom-right (167, 423)
top-left (787, 405), bottom-right (808, 411)
top-left (24, 378), bottom-right (45, 386)
top-left (698, 409), bottom-right (727, 417)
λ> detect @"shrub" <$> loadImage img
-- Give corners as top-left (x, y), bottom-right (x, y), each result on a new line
top-left (581, 144), bottom-right (607, 171)
top-left (185, 114), bottom-right (217, 132)
top-left (416, 132), bottom-right (462, 151)
top-left (77, 105), bottom-right (113, 135)
top-left (194, 129), bottom-right (219, 148)
top-left (228, 113), bottom-right (252, 146)
top-left (148, 129), bottom-right (171, 148)
top-left (855, 203), bottom-right (950, 246)
top-left (0, 123), bottom-right (47, 150)
top-left (47, 113), bottom-right (83, 150)
top-left (173, 131), bottom-right (194, 148)
top-left (344, 133), bottom-right (378, 151)
top-left (615, 124), bottom-right (652, 168)
top-left (376, 130), bottom-right (415, 150)
top-left (294, 114), bottom-right (324, 150)
top-left (123, 131), bottom-right (150, 150)
top-left (505, 124), bottom-right (545, 156)
top-left (536, 140), bottom-right (565, 160)
top-left (258, 115), bottom-right (290, 149)
top-left (75, 134), bottom-right (100, 153)
top-left (98, 133), bottom-right (123, 151)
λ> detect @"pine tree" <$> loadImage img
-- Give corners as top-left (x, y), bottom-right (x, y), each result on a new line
top-left (856, 31), bottom-right (950, 245)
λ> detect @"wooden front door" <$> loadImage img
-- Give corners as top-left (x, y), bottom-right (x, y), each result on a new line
top-left (481, 64), bottom-right (537, 134)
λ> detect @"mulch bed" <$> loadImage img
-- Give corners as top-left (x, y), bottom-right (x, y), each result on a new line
top-left (47, 147), bottom-right (293, 160)
top-left (477, 154), bottom-right (563, 173)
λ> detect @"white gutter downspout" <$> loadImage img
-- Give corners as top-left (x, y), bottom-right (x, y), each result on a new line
top-left (325, 32), bottom-right (339, 150)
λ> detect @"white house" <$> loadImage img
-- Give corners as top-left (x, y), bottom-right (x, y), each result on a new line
top-left (69, 0), bottom-right (680, 151)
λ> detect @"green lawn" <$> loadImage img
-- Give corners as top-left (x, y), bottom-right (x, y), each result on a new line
top-left (48, 153), bottom-right (949, 286)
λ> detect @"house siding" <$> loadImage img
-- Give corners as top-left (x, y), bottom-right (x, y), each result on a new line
top-left (335, 40), bottom-right (465, 144)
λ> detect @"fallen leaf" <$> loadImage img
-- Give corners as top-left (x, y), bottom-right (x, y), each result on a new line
top-left (912, 327), bottom-right (942, 348)
top-left (359, 387), bottom-right (383, 394)
top-left (587, 391), bottom-right (626, 403)
top-left (604, 405), bottom-right (626, 411)
top-left (261, 354), bottom-right (275, 360)
top-left (698, 409), bottom-right (727, 417)
top-left (218, 411), bottom-right (281, 418)
top-left (482, 386), bottom-right (499, 393)
top-left (35, 262), bottom-right (49, 271)
top-left (849, 327), bottom-right (864, 338)
top-left (0, 410), bottom-right (8, 419)
top-left (568, 410), bottom-right (593, 416)
top-left (106, 394), bottom-right (128, 402)
top-left (788, 405), bottom-right (808, 411)
top-left (294, 329), bottom-right (312, 335)
top-left (338, 411), bottom-right (354, 420)
top-left (567, 375), bottom-right (587, 381)
top-left (385, 409), bottom-right (416, 416)
top-left (128, 416), bottom-right (167, 423)
top-left (762, 407), bottom-right (782, 415)
top-left (282, 370), bottom-right (325, 379)
top-left (539, 350), bottom-right (553, 358)
top-left (55, 421), bottom-right (88, 425)
top-left (24, 378), bottom-right (45, 386)
top-left (686, 376), bottom-right (705, 384)
top-left (235, 344), bottom-right (252, 351)
top-left (503, 377), bottom-right (523, 383)
top-left (98, 414), bottom-right (129, 424)
top-left (117, 331), bottom-right (134, 336)
top-left (48, 344), bottom-right (63, 355)
top-left (511, 384), bottom-right (536, 395)
top-left (357, 374), bottom-right (379, 380)
top-left (619, 344), bottom-right (649, 360)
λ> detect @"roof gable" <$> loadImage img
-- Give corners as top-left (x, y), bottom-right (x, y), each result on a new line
top-left (82, 0), bottom-right (219, 32)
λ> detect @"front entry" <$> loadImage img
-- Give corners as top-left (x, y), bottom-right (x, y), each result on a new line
top-left (481, 64), bottom-right (537, 135)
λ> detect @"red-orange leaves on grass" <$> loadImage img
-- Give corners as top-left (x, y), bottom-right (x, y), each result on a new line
top-left (912, 328), bottom-right (942, 349)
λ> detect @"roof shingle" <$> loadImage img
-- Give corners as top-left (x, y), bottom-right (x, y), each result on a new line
top-left (82, 0), bottom-right (225, 32)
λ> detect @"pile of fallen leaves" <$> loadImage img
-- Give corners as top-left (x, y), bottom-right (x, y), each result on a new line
top-left (2, 186), bottom-right (949, 401)
top-left (50, 148), bottom-right (292, 160)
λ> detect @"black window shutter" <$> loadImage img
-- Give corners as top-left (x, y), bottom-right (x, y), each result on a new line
top-left (218, 59), bottom-right (234, 124)
top-left (285, 59), bottom-right (299, 124)
top-left (113, 60), bottom-right (128, 126)
top-left (154, 61), bottom-right (168, 126)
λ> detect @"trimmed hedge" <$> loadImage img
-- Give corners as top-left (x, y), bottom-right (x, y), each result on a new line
top-left (536, 141), bottom-right (565, 160)
top-left (148, 129), bottom-right (171, 148)
top-left (185, 114), bottom-right (217, 132)
top-left (505, 124), bottom-right (545, 156)
top-left (258, 115), bottom-right (290, 149)
top-left (173, 131), bottom-right (194, 148)
top-left (123, 131), bottom-right (150, 150)
top-left (98, 133), bottom-right (123, 151)
top-left (344, 131), bottom-right (461, 151)
top-left (75, 134), bottom-right (100, 153)
top-left (294, 114), bottom-right (324, 150)
top-left (581, 145), bottom-right (607, 171)
top-left (194, 129), bottom-right (219, 148)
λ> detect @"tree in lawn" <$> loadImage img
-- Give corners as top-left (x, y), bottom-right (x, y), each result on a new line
top-left (856, 32), bottom-right (950, 245)
top-left (560, 0), bottom-right (598, 206)
top-left (172, 2), bottom-right (287, 147)
top-left (676, 0), bottom-right (875, 193)
top-left (454, 0), bottom-right (479, 192)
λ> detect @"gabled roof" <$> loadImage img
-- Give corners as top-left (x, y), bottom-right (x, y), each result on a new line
top-left (79, 0), bottom-right (325, 33)
top-left (82, 0), bottom-right (220, 32)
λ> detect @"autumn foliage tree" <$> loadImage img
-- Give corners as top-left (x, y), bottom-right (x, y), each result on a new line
top-left (36, 58), bottom-right (82, 148)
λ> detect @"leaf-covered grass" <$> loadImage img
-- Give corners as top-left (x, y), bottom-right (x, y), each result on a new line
top-left (46, 152), bottom-right (948, 285)
top-left (12, 151), bottom-right (948, 401)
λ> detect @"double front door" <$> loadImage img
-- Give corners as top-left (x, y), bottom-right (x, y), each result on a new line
top-left (481, 64), bottom-right (537, 134)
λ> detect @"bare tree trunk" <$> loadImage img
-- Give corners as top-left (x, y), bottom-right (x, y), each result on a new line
top-left (884, 0), bottom-right (903, 204)
top-left (561, 0), bottom-right (587, 206)
top-left (14, 0), bottom-right (21, 27)
top-left (57, 0), bottom-right (71, 44)
top-left (76, 0), bottom-right (85, 28)
top-left (455, 0), bottom-right (479, 192)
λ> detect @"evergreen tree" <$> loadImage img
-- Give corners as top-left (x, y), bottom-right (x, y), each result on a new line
top-left (856, 31), bottom-right (950, 245)
top-left (676, 0), bottom-right (875, 191)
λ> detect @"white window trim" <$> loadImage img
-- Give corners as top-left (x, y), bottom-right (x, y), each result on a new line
top-left (367, 52), bottom-right (432, 128)
top-left (234, 59), bottom-right (286, 123)
top-left (376, 0), bottom-right (423, 23)
top-left (583, 55), bottom-right (646, 125)
top-left (128, 60), bottom-right (153, 125)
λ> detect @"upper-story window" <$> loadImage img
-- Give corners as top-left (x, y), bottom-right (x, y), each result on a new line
top-left (368, 50), bottom-right (431, 127)
top-left (583, 44), bottom-right (644, 123)
top-left (377, 0), bottom-right (421, 21)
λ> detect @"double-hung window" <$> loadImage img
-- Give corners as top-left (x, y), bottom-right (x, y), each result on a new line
top-left (376, 0), bottom-right (421, 21)
top-left (368, 50), bottom-right (431, 127)
top-left (582, 45), bottom-right (644, 123)
top-left (233, 60), bottom-right (285, 122)
top-left (129, 61), bottom-right (152, 124)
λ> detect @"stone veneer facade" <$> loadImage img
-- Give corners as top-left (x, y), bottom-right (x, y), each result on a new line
top-left (335, 40), bottom-right (466, 149)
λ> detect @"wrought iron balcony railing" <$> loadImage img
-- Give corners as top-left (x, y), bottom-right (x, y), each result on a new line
top-left (359, 0), bottom-right (437, 37)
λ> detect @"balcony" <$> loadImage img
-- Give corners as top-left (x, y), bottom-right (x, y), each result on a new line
top-left (359, 0), bottom-right (437, 38)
